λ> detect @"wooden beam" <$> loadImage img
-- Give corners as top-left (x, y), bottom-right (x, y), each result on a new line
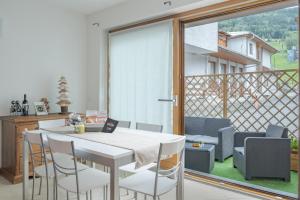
top-left (172, 18), bottom-right (184, 135)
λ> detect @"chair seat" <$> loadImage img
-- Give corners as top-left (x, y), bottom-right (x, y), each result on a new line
top-left (34, 161), bottom-right (89, 178)
top-left (58, 168), bottom-right (110, 193)
top-left (185, 135), bottom-right (218, 145)
top-left (234, 147), bottom-right (245, 155)
top-left (34, 163), bottom-right (56, 178)
top-left (119, 170), bottom-right (177, 196)
top-left (120, 162), bottom-right (157, 173)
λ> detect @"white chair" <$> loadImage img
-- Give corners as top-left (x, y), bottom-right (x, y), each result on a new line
top-left (38, 119), bottom-right (73, 162)
top-left (25, 133), bottom-right (51, 200)
top-left (136, 122), bottom-right (163, 133)
top-left (47, 136), bottom-right (110, 200)
top-left (119, 137), bottom-right (185, 200)
top-left (120, 123), bottom-right (163, 173)
top-left (24, 131), bottom-right (89, 200)
top-left (38, 119), bottom-right (66, 129)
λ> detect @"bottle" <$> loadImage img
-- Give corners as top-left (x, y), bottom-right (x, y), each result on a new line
top-left (22, 94), bottom-right (29, 116)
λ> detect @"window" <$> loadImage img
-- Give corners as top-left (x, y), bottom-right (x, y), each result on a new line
top-left (249, 43), bottom-right (254, 55)
top-left (109, 22), bottom-right (173, 133)
top-left (209, 62), bottom-right (217, 74)
top-left (230, 65), bottom-right (236, 73)
top-left (239, 68), bottom-right (243, 73)
top-left (220, 64), bottom-right (227, 74)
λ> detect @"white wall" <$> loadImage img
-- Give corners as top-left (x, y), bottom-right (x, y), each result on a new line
top-left (262, 48), bottom-right (272, 68)
top-left (185, 53), bottom-right (207, 76)
top-left (87, 0), bottom-right (225, 112)
top-left (227, 37), bottom-right (248, 55)
top-left (0, 0), bottom-right (87, 166)
top-left (185, 23), bottom-right (218, 53)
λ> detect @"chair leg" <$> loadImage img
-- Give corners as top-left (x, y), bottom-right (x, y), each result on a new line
top-left (103, 186), bottom-right (106, 200)
top-left (39, 177), bottom-right (43, 195)
top-left (144, 194), bottom-right (147, 200)
top-left (134, 192), bottom-right (137, 200)
top-left (32, 174), bottom-right (35, 200)
top-left (86, 191), bottom-right (89, 200)
top-left (53, 178), bottom-right (56, 200)
top-left (55, 178), bottom-right (58, 200)
top-left (46, 176), bottom-right (49, 200)
top-left (67, 191), bottom-right (69, 200)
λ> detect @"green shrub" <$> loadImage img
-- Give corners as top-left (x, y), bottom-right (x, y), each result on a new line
top-left (291, 137), bottom-right (298, 151)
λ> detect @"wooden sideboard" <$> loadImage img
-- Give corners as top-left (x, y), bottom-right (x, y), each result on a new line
top-left (0, 113), bottom-right (73, 184)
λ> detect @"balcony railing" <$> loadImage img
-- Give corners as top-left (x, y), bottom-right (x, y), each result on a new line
top-left (185, 69), bottom-right (299, 136)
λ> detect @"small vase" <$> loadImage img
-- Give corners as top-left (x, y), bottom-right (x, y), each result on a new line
top-left (60, 106), bottom-right (68, 114)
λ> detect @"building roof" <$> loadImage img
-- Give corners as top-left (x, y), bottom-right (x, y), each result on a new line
top-left (228, 31), bottom-right (278, 54)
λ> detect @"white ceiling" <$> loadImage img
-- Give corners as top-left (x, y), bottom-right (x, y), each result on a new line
top-left (44, 0), bottom-right (132, 14)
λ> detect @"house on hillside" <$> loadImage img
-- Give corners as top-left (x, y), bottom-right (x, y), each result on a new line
top-left (185, 23), bottom-right (278, 76)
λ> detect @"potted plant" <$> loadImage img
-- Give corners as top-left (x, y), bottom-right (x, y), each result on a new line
top-left (290, 136), bottom-right (298, 172)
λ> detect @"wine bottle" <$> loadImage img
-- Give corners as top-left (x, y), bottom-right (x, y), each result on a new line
top-left (22, 94), bottom-right (29, 116)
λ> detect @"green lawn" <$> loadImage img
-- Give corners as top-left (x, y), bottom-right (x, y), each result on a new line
top-left (270, 40), bottom-right (298, 70)
top-left (211, 157), bottom-right (298, 194)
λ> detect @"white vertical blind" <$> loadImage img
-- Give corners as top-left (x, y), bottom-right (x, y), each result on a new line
top-left (109, 22), bottom-right (173, 133)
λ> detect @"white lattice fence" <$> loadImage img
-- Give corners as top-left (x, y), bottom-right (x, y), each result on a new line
top-left (185, 69), bottom-right (299, 136)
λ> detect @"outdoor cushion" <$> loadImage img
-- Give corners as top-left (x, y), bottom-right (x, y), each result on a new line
top-left (185, 134), bottom-right (218, 145)
top-left (265, 124), bottom-right (286, 138)
top-left (234, 147), bottom-right (245, 155)
top-left (184, 117), bottom-right (206, 135)
top-left (204, 118), bottom-right (231, 137)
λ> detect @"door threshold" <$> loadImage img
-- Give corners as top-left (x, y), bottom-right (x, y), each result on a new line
top-left (185, 169), bottom-right (297, 200)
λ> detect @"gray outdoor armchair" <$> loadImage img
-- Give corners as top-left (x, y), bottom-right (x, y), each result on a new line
top-left (185, 117), bottom-right (234, 162)
top-left (233, 124), bottom-right (291, 181)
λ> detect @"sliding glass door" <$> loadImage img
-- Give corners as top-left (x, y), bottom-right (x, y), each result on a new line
top-left (109, 22), bottom-right (173, 133)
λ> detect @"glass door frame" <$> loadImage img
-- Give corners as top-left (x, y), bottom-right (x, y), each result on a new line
top-left (106, 0), bottom-right (299, 197)
top-left (175, 0), bottom-right (299, 199)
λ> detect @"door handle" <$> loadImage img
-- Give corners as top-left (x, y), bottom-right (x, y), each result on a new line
top-left (158, 95), bottom-right (178, 107)
top-left (158, 99), bottom-right (175, 102)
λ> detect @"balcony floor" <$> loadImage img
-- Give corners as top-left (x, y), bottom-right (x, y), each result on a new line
top-left (211, 157), bottom-right (298, 195)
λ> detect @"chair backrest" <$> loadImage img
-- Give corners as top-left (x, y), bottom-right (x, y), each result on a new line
top-left (185, 117), bottom-right (231, 137)
top-left (136, 122), bottom-right (163, 132)
top-left (184, 117), bottom-right (206, 135)
top-left (204, 118), bottom-right (231, 137)
top-left (47, 136), bottom-right (80, 197)
top-left (38, 119), bottom-right (65, 129)
top-left (117, 120), bottom-right (131, 128)
top-left (47, 136), bottom-right (77, 175)
top-left (154, 137), bottom-right (185, 197)
top-left (24, 132), bottom-right (48, 173)
top-left (266, 124), bottom-right (288, 138)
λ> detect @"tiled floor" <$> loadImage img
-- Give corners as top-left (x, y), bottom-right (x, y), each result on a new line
top-left (0, 175), bottom-right (261, 200)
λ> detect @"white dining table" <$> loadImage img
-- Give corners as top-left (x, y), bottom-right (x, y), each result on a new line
top-left (22, 128), bottom-right (185, 200)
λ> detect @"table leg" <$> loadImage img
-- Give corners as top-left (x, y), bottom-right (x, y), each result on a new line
top-left (89, 161), bottom-right (95, 199)
top-left (23, 137), bottom-right (29, 200)
top-left (177, 153), bottom-right (184, 200)
top-left (110, 161), bottom-right (120, 200)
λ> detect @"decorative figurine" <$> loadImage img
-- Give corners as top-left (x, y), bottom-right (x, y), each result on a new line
top-left (57, 76), bottom-right (71, 114)
top-left (15, 101), bottom-right (22, 115)
top-left (10, 101), bottom-right (16, 115)
top-left (41, 97), bottom-right (50, 113)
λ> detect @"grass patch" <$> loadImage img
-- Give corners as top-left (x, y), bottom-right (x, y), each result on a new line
top-left (270, 40), bottom-right (298, 70)
top-left (211, 157), bottom-right (298, 194)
